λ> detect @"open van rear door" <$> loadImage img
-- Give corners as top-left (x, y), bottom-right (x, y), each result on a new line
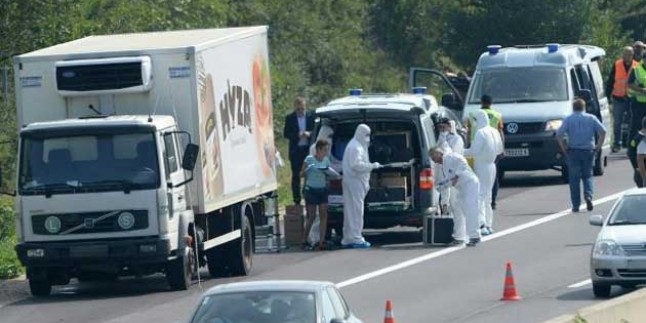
top-left (408, 67), bottom-right (468, 118)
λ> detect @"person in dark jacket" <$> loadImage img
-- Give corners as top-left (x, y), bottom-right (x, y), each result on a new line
top-left (627, 117), bottom-right (646, 188)
top-left (283, 97), bottom-right (315, 204)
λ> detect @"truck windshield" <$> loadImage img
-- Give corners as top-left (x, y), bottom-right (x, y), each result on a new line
top-left (19, 128), bottom-right (160, 195)
top-left (468, 68), bottom-right (568, 104)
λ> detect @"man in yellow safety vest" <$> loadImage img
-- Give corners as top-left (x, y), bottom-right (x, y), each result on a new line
top-left (628, 52), bottom-right (646, 142)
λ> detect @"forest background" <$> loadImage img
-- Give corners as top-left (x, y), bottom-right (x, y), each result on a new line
top-left (1, 0), bottom-right (645, 278)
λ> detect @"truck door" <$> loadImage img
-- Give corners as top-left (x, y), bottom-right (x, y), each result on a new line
top-left (162, 131), bottom-right (188, 243)
top-left (409, 67), bottom-right (467, 119)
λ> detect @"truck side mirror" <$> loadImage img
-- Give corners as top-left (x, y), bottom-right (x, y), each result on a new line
top-left (182, 144), bottom-right (199, 171)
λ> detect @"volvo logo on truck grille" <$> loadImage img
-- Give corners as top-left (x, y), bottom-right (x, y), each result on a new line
top-left (506, 122), bottom-right (519, 134)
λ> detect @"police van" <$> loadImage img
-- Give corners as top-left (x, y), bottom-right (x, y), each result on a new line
top-left (462, 44), bottom-right (610, 180)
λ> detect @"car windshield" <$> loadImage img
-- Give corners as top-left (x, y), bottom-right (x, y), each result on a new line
top-left (467, 68), bottom-right (568, 104)
top-left (19, 127), bottom-right (160, 195)
top-left (190, 291), bottom-right (316, 323)
top-left (608, 195), bottom-right (646, 225)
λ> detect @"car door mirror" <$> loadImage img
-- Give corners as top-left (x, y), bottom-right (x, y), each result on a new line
top-left (589, 214), bottom-right (604, 226)
top-left (441, 92), bottom-right (458, 108)
top-left (578, 89), bottom-right (592, 103)
top-left (182, 144), bottom-right (199, 171)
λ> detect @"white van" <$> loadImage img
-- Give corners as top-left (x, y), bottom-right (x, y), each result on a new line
top-left (462, 44), bottom-right (610, 180)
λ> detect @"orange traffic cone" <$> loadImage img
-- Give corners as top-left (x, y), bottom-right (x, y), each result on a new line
top-left (501, 262), bottom-right (521, 301)
top-left (384, 300), bottom-right (396, 323)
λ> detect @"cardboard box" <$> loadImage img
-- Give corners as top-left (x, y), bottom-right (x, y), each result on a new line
top-left (284, 205), bottom-right (304, 246)
top-left (381, 176), bottom-right (407, 188)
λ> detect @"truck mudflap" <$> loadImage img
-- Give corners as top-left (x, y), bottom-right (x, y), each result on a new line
top-left (15, 237), bottom-right (171, 267)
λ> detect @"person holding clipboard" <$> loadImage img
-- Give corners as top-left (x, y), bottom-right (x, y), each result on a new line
top-left (300, 139), bottom-right (339, 250)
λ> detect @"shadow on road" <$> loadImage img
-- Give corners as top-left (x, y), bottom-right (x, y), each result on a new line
top-left (556, 285), bottom-right (633, 301)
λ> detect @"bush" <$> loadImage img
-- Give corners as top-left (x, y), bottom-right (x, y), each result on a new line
top-left (0, 198), bottom-right (22, 280)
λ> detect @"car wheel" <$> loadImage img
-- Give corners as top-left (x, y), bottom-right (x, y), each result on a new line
top-left (29, 278), bottom-right (52, 297)
top-left (593, 152), bottom-right (604, 176)
top-left (592, 281), bottom-right (611, 298)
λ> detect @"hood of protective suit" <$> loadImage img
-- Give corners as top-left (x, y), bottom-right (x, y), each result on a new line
top-left (449, 120), bottom-right (457, 134)
top-left (353, 124), bottom-right (371, 147)
top-left (310, 125), bottom-right (334, 156)
top-left (474, 110), bottom-right (490, 129)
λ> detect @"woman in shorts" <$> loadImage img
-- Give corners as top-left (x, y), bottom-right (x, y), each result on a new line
top-left (300, 139), bottom-right (331, 250)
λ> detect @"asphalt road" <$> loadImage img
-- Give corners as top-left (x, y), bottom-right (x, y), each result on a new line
top-left (0, 152), bottom-right (638, 323)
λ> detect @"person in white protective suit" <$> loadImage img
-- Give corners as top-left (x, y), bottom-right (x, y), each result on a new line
top-left (341, 124), bottom-right (381, 248)
top-left (429, 146), bottom-right (481, 246)
top-left (306, 125), bottom-right (338, 247)
top-left (435, 118), bottom-right (467, 243)
top-left (464, 110), bottom-right (503, 236)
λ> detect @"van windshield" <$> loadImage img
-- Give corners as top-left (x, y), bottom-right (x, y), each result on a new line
top-left (19, 127), bottom-right (160, 196)
top-left (468, 68), bottom-right (568, 104)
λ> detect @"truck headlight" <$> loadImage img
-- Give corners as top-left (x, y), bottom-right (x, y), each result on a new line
top-left (44, 216), bottom-right (62, 234)
top-left (545, 119), bottom-right (563, 131)
top-left (593, 240), bottom-right (624, 256)
top-left (118, 212), bottom-right (136, 230)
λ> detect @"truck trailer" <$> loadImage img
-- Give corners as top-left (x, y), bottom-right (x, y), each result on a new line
top-left (4, 26), bottom-right (278, 296)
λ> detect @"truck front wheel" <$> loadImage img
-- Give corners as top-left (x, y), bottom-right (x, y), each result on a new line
top-left (29, 278), bottom-right (52, 297)
top-left (166, 247), bottom-right (193, 291)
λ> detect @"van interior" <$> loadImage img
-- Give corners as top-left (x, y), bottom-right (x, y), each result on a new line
top-left (320, 119), bottom-right (421, 210)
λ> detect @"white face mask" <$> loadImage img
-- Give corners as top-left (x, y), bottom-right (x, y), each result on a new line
top-left (439, 131), bottom-right (449, 138)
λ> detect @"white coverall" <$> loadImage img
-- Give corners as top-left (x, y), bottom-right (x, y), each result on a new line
top-left (307, 126), bottom-right (336, 245)
top-left (464, 110), bottom-right (503, 229)
top-left (437, 121), bottom-right (467, 240)
top-left (441, 151), bottom-right (481, 240)
top-left (341, 124), bottom-right (380, 246)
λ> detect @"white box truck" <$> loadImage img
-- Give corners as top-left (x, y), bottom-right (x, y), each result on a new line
top-left (3, 26), bottom-right (278, 296)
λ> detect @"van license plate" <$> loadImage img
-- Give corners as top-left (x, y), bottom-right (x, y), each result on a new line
top-left (328, 195), bottom-right (343, 205)
top-left (505, 148), bottom-right (529, 157)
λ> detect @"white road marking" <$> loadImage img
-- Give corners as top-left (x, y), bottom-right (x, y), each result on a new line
top-left (336, 190), bottom-right (626, 289)
top-left (568, 279), bottom-right (592, 288)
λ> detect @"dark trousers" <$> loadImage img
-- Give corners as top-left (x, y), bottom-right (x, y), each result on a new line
top-left (491, 160), bottom-right (500, 205)
top-left (634, 170), bottom-right (644, 188)
top-left (289, 146), bottom-right (309, 204)
top-left (629, 100), bottom-right (646, 141)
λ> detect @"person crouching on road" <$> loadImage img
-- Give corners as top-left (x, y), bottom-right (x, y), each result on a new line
top-left (341, 124), bottom-right (381, 248)
top-left (464, 110), bottom-right (503, 236)
top-left (628, 117), bottom-right (646, 188)
top-left (556, 99), bottom-right (607, 213)
top-left (429, 146), bottom-right (481, 247)
top-left (301, 139), bottom-right (332, 250)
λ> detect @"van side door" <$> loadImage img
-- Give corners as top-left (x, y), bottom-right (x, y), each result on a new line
top-left (587, 61), bottom-right (611, 131)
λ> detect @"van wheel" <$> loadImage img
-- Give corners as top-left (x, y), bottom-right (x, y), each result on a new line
top-left (592, 281), bottom-right (611, 298)
top-left (167, 247), bottom-right (193, 291)
top-left (29, 278), bottom-right (52, 297)
top-left (561, 165), bottom-right (569, 183)
top-left (593, 152), bottom-right (604, 176)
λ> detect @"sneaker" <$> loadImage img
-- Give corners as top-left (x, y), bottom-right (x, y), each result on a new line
top-left (572, 208), bottom-right (580, 213)
top-left (611, 146), bottom-right (620, 153)
top-left (466, 238), bottom-right (480, 247)
top-left (585, 197), bottom-right (594, 211)
top-left (491, 202), bottom-right (497, 210)
top-left (486, 227), bottom-right (494, 234)
top-left (342, 241), bottom-right (371, 249)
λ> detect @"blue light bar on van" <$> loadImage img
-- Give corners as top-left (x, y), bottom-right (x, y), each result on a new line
top-left (487, 45), bottom-right (502, 55)
top-left (349, 88), bottom-right (363, 96)
top-left (547, 43), bottom-right (560, 53)
top-left (412, 87), bottom-right (427, 94)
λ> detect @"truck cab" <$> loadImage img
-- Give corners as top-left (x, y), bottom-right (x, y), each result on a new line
top-left (14, 115), bottom-right (198, 295)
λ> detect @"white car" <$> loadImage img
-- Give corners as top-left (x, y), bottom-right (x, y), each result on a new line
top-left (589, 189), bottom-right (646, 297)
top-left (188, 280), bottom-right (363, 323)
